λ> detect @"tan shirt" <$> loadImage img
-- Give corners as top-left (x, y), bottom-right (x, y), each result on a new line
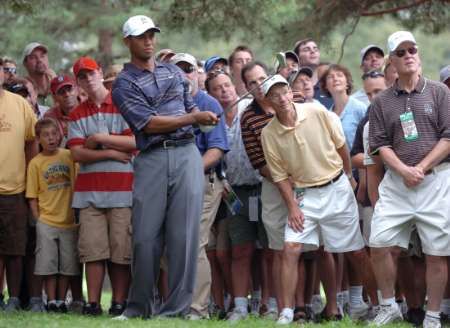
top-left (261, 102), bottom-right (345, 188)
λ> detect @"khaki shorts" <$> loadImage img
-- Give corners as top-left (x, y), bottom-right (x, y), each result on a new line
top-left (370, 166), bottom-right (450, 256)
top-left (78, 206), bottom-right (132, 264)
top-left (261, 179), bottom-right (288, 251)
top-left (35, 221), bottom-right (80, 275)
top-left (285, 174), bottom-right (365, 253)
top-left (0, 193), bottom-right (28, 256)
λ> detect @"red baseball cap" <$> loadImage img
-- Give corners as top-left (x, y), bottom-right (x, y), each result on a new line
top-left (50, 75), bottom-right (75, 95)
top-left (73, 56), bottom-right (99, 77)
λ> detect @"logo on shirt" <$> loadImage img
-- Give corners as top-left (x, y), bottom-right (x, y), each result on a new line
top-left (0, 114), bottom-right (12, 132)
top-left (424, 103), bottom-right (433, 115)
top-left (44, 163), bottom-right (71, 191)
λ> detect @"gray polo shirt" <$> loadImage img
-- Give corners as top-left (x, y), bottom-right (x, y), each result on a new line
top-left (369, 76), bottom-right (450, 167)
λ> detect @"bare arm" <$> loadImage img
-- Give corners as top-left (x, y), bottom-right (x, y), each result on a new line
top-left (275, 179), bottom-right (304, 233)
top-left (85, 134), bottom-right (136, 152)
top-left (70, 145), bottom-right (131, 164)
top-left (367, 157), bottom-right (384, 207)
top-left (351, 153), bottom-right (365, 169)
top-left (202, 148), bottom-right (223, 171)
top-left (336, 144), bottom-right (352, 176)
top-left (416, 139), bottom-right (450, 172)
top-left (28, 198), bottom-right (39, 220)
top-left (259, 165), bottom-right (273, 182)
top-left (143, 110), bottom-right (219, 134)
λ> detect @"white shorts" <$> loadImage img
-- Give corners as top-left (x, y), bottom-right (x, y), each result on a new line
top-left (358, 204), bottom-right (374, 246)
top-left (285, 173), bottom-right (365, 253)
top-left (369, 165), bottom-right (450, 256)
top-left (261, 178), bottom-right (288, 251)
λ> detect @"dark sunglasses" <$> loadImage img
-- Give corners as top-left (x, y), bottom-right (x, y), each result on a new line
top-left (180, 65), bottom-right (195, 74)
top-left (391, 46), bottom-right (418, 58)
top-left (362, 71), bottom-right (385, 80)
top-left (3, 67), bottom-right (17, 74)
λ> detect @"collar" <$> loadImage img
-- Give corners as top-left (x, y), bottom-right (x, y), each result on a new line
top-left (124, 61), bottom-right (169, 74)
top-left (274, 103), bottom-right (306, 135)
top-left (393, 75), bottom-right (426, 96)
top-left (85, 92), bottom-right (112, 107)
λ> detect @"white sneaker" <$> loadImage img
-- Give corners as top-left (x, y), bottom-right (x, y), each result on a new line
top-left (227, 308), bottom-right (248, 322)
top-left (276, 313), bottom-right (293, 325)
top-left (311, 295), bottom-right (324, 315)
top-left (349, 301), bottom-right (369, 320)
top-left (262, 308), bottom-right (278, 321)
top-left (112, 314), bottom-right (129, 321)
top-left (423, 316), bottom-right (441, 328)
top-left (371, 304), bottom-right (403, 326)
top-left (367, 305), bottom-right (381, 320)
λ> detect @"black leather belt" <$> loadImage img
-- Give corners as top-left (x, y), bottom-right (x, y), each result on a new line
top-left (150, 137), bottom-right (195, 150)
top-left (308, 171), bottom-right (344, 189)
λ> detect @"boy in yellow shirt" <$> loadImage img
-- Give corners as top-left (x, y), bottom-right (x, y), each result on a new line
top-left (26, 118), bottom-right (78, 313)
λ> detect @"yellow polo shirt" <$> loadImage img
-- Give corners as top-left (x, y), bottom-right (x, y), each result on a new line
top-left (0, 90), bottom-right (37, 195)
top-left (261, 102), bottom-right (345, 188)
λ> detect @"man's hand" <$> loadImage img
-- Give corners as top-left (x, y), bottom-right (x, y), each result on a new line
top-left (193, 111), bottom-right (219, 125)
top-left (85, 133), bottom-right (108, 150)
top-left (222, 180), bottom-right (231, 199)
top-left (287, 205), bottom-right (304, 233)
top-left (401, 166), bottom-right (424, 188)
top-left (107, 149), bottom-right (132, 163)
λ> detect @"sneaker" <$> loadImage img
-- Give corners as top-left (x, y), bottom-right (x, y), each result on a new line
top-left (276, 312), bottom-right (293, 325)
top-left (440, 312), bottom-right (450, 324)
top-left (368, 305), bottom-right (381, 320)
top-left (58, 303), bottom-right (68, 313)
top-left (209, 304), bottom-right (227, 320)
top-left (406, 307), bottom-right (425, 327)
top-left (349, 301), bottom-right (369, 320)
top-left (185, 313), bottom-right (204, 320)
top-left (314, 308), bottom-right (343, 323)
top-left (29, 297), bottom-right (46, 313)
top-left (262, 307), bottom-right (278, 321)
top-left (47, 302), bottom-right (59, 313)
top-left (4, 297), bottom-right (21, 312)
top-left (112, 314), bottom-right (129, 321)
top-left (371, 304), bottom-right (403, 326)
top-left (311, 295), bottom-right (324, 315)
top-left (227, 307), bottom-right (248, 322)
top-left (69, 300), bottom-right (85, 314)
top-left (423, 315), bottom-right (441, 328)
top-left (108, 301), bottom-right (126, 316)
top-left (82, 302), bottom-right (102, 316)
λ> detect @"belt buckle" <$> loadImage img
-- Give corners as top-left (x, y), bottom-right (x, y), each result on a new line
top-left (163, 140), bottom-right (175, 149)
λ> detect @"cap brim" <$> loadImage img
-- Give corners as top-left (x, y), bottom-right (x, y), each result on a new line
top-left (125, 26), bottom-right (161, 37)
top-left (53, 82), bottom-right (74, 94)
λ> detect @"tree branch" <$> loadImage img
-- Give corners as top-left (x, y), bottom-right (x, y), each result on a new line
top-left (337, 14), bottom-right (360, 64)
top-left (361, 0), bottom-right (431, 16)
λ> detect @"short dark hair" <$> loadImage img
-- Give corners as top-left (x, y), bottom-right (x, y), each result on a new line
top-left (228, 45), bottom-right (253, 66)
top-left (205, 70), bottom-right (232, 93)
top-left (35, 118), bottom-right (59, 137)
top-left (293, 38), bottom-right (315, 56)
top-left (2, 57), bottom-right (16, 66)
top-left (241, 61), bottom-right (268, 86)
top-left (320, 64), bottom-right (353, 97)
top-left (0, 57), bottom-right (3, 67)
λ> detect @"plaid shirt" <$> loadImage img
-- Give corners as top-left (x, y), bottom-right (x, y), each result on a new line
top-left (112, 62), bottom-right (196, 151)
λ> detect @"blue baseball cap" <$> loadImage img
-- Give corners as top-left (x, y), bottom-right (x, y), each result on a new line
top-left (204, 56), bottom-right (228, 72)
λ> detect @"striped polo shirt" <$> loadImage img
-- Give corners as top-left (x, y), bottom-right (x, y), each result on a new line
top-left (369, 76), bottom-right (450, 167)
top-left (67, 93), bottom-right (134, 209)
top-left (240, 100), bottom-right (274, 170)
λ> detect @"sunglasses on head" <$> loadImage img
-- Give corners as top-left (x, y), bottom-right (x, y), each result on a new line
top-left (362, 71), bottom-right (385, 80)
top-left (3, 67), bottom-right (17, 74)
top-left (179, 65), bottom-right (195, 74)
top-left (391, 46), bottom-right (418, 58)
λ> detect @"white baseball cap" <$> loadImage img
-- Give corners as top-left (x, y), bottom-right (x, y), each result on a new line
top-left (22, 42), bottom-right (47, 63)
top-left (387, 31), bottom-right (416, 52)
top-left (122, 15), bottom-right (160, 38)
top-left (360, 45), bottom-right (384, 64)
top-left (171, 53), bottom-right (197, 67)
top-left (262, 74), bottom-right (289, 96)
top-left (440, 65), bottom-right (450, 83)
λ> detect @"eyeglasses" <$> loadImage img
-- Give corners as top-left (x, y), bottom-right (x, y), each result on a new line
top-left (3, 67), bottom-right (17, 74)
top-left (391, 46), bottom-right (418, 58)
top-left (362, 71), bottom-right (385, 80)
top-left (206, 69), bottom-right (228, 79)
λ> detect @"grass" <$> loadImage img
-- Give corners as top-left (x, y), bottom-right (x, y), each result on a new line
top-left (0, 291), bottom-right (414, 328)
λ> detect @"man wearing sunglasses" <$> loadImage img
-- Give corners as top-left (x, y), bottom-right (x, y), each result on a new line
top-left (2, 57), bottom-right (17, 88)
top-left (112, 15), bottom-right (219, 320)
top-left (352, 45), bottom-right (385, 106)
top-left (369, 31), bottom-right (450, 328)
top-left (171, 53), bottom-right (229, 320)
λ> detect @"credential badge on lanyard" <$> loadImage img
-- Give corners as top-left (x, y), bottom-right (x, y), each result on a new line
top-left (399, 111), bottom-right (419, 142)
